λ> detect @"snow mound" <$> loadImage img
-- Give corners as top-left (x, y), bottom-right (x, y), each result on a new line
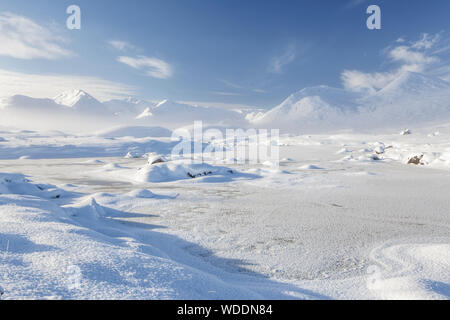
top-left (0, 173), bottom-right (67, 199)
top-left (252, 86), bottom-right (363, 131)
top-left (136, 160), bottom-right (235, 183)
top-left (146, 153), bottom-right (167, 165)
top-left (299, 164), bottom-right (323, 170)
top-left (126, 189), bottom-right (157, 198)
top-left (69, 197), bottom-right (107, 220)
top-left (0, 173), bottom-right (30, 194)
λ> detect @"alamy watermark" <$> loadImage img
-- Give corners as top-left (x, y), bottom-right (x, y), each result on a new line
top-left (66, 4), bottom-right (380, 31)
top-left (170, 121), bottom-right (280, 167)
top-left (66, 5), bottom-right (81, 30)
top-left (66, 265), bottom-right (82, 291)
top-left (367, 5), bottom-right (381, 30)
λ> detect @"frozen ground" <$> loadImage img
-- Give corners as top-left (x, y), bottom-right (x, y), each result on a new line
top-left (0, 125), bottom-right (449, 300)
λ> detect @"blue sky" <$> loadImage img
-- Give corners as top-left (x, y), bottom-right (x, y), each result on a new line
top-left (0, 0), bottom-right (449, 108)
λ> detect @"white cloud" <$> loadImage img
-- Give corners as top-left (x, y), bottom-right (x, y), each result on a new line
top-left (0, 69), bottom-right (135, 101)
top-left (342, 33), bottom-right (445, 92)
top-left (0, 12), bottom-right (72, 60)
top-left (108, 40), bottom-right (136, 52)
top-left (345, 0), bottom-right (368, 9)
top-left (218, 79), bottom-right (267, 94)
top-left (269, 46), bottom-right (296, 74)
top-left (117, 55), bottom-right (173, 79)
top-left (341, 70), bottom-right (398, 93)
top-left (389, 46), bottom-right (438, 67)
top-left (219, 79), bottom-right (245, 89)
top-left (210, 91), bottom-right (243, 97)
top-left (411, 33), bottom-right (441, 50)
top-left (179, 100), bottom-right (259, 111)
top-left (252, 88), bottom-right (266, 93)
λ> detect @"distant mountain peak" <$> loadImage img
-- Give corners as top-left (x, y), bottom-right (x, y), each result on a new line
top-left (53, 89), bottom-right (99, 107)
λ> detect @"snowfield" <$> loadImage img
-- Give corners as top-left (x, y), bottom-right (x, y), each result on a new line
top-left (0, 123), bottom-right (449, 300)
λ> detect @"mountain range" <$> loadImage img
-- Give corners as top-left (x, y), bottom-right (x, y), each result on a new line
top-left (1, 71), bottom-right (450, 133)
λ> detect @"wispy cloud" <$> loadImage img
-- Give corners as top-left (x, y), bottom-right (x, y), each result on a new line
top-left (342, 33), bottom-right (447, 92)
top-left (0, 12), bottom-right (72, 60)
top-left (210, 91), bottom-right (243, 97)
top-left (389, 46), bottom-right (438, 67)
top-left (219, 79), bottom-right (245, 90)
top-left (218, 79), bottom-right (266, 95)
top-left (269, 45), bottom-right (296, 74)
top-left (349, 0), bottom-right (367, 6)
top-left (344, 0), bottom-right (369, 9)
top-left (117, 55), bottom-right (173, 79)
top-left (0, 69), bottom-right (135, 101)
top-left (252, 88), bottom-right (266, 93)
top-left (411, 33), bottom-right (441, 50)
top-left (108, 40), bottom-right (136, 52)
top-left (341, 70), bottom-right (397, 93)
top-left (179, 100), bottom-right (259, 111)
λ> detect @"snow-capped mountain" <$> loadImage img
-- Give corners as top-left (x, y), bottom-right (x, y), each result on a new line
top-left (0, 90), bottom-right (248, 132)
top-left (252, 71), bottom-right (450, 132)
top-left (374, 71), bottom-right (450, 98)
top-left (361, 72), bottom-right (450, 126)
top-left (2, 71), bottom-right (450, 134)
top-left (252, 86), bottom-right (363, 131)
top-left (53, 89), bottom-right (106, 114)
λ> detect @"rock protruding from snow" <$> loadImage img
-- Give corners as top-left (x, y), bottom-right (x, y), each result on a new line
top-left (147, 153), bottom-right (167, 165)
top-left (400, 129), bottom-right (412, 136)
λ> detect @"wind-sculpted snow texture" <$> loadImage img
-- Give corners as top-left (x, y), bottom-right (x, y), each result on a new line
top-left (0, 124), bottom-right (449, 299)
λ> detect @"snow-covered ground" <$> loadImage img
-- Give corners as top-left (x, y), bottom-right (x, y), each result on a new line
top-left (1, 124), bottom-right (449, 300)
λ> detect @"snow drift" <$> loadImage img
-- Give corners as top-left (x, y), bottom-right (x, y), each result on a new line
top-left (135, 160), bottom-right (235, 183)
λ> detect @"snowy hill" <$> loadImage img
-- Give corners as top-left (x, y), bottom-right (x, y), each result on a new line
top-left (362, 72), bottom-right (450, 126)
top-left (137, 99), bottom-right (246, 128)
top-left (3, 71), bottom-right (450, 134)
top-left (0, 90), bottom-right (250, 132)
top-left (0, 95), bottom-right (65, 112)
top-left (103, 97), bottom-right (155, 117)
top-left (375, 71), bottom-right (450, 98)
top-left (252, 72), bottom-right (450, 132)
top-left (252, 85), bottom-right (363, 132)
